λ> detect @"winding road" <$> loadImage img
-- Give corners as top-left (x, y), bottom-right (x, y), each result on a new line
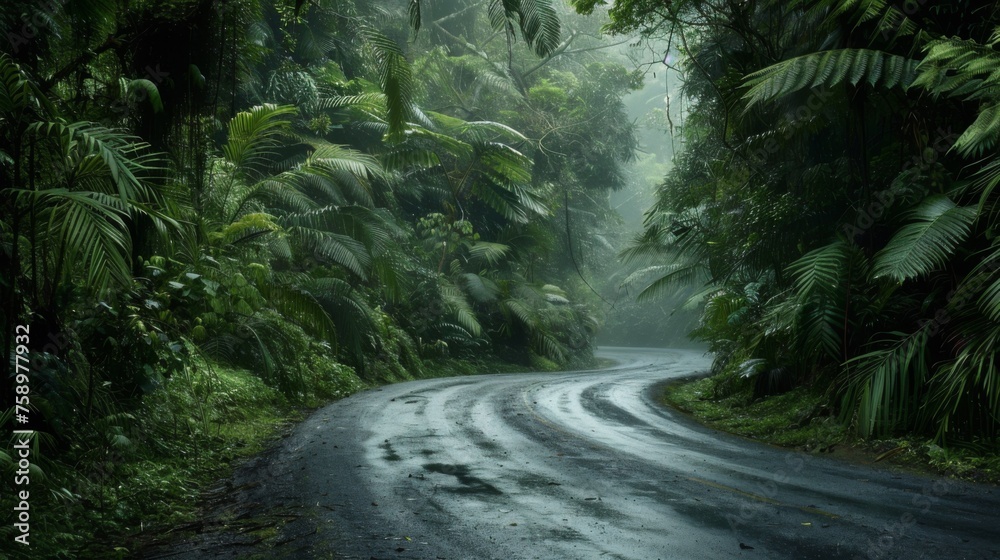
top-left (157, 347), bottom-right (1000, 560)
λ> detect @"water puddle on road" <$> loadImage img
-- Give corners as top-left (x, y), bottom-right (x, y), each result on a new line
top-left (422, 463), bottom-right (503, 495)
top-left (379, 441), bottom-right (401, 461)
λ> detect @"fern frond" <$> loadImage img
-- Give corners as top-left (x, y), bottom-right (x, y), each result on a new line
top-left (743, 49), bottom-right (917, 109)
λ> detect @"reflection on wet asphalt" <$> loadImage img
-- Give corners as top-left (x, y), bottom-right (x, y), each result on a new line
top-left (165, 347), bottom-right (1000, 559)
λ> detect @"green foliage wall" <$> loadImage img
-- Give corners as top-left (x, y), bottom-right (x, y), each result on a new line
top-left (600, 0), bottom-right (1000, 443)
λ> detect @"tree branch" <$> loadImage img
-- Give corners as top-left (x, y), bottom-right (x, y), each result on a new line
top-left (522, 32), bottom-right (577, 78)
top-left (41, 34), bottom-right (121, 93)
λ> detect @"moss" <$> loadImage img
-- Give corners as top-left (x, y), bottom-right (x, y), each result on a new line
top-left (664, 376), bottom-right (845, 449)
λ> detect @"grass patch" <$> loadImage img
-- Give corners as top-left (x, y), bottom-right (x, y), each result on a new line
top-left (664, 376), bottom-right (844, 450)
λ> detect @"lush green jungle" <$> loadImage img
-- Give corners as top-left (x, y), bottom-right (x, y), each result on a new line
top-left (2, 0), bottom-right (1000, 557)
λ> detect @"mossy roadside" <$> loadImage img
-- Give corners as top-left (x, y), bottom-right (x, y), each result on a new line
top-left (0, 347), bottom-right (597, 560)
top-left (663, 374), bottom-right (1000, 485)
top-left (115, 352), bottom-right (597, 560)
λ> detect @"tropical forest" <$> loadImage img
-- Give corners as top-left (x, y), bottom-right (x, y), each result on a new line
top-left (2, 0), bottom-right (1000, 558)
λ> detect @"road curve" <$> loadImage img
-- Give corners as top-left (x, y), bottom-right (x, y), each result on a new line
top-left (159, 347), bottom-right (1000, 560)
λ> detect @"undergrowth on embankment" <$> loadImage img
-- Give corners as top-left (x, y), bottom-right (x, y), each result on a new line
top-left (664, 376), bottom-right (1000, 485)
top-left (1, 350), bottom-right (570, 560)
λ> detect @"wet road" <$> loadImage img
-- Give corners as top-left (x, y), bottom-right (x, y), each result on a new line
top-left (167, 347), bottom-right (1000, 559)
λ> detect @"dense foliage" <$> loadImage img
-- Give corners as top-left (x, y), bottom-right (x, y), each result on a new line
top-left (0, 0), bottom-right (639, 556)
top-left (601, 0), bottom-right (1000, 444)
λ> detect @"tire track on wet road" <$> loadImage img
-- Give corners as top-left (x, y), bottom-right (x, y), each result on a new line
top-left (156, 347), bottom-right (1000, 560)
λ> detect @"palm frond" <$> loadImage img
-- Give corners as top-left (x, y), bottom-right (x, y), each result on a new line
top-left (458, 272), bottom-right (500, 303)
top-left (441, 281), bottom-right (483, 337)
top-left (843, 329), bottom-right (930, 437)
top-left (288, 227), bottom-right (370, 279)
top-left (0, 53), bottom-right (54, 117)
top-left (222, 104), bottom-right (298, 176)
top-left (467, 241), bottom-right (510, 266)
top-left (926, 317), bottom-right (1000, 441)
top-left (872, 195), bottom-right (976, 282)
top-left (487, 0), bottom-right (561, 57)
top-left (788, 240), bottom-right (853, 299)
top-left (15, 189), bottom-right (131, 292)
top-left (359, 27), bottom-right (413, 138)
top-left (517, 0), bottom-right (562, 57)
top-left (257, 282), bottom-right (337, 344)
top-left (408, 0), bottom-right (421, 31)
top-left (27, 122), bottom-right (164, 203)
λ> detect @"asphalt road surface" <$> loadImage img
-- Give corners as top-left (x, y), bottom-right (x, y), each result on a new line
top-left (155, 347), bottom-right (1000, 560)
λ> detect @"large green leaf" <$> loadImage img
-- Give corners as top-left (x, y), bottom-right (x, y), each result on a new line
top-left (844, 330), bottom-right (930, 437)
top-left (788, 241), bottom-right (853, 298)
top-left (872, 195), bottom-right (977, 282)
top-left (359, 27), bottom-right (413, 138)
top-left (222, 104), bottom-right (298, 176)
top-left (743, 49), bottom-right (917, 109)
